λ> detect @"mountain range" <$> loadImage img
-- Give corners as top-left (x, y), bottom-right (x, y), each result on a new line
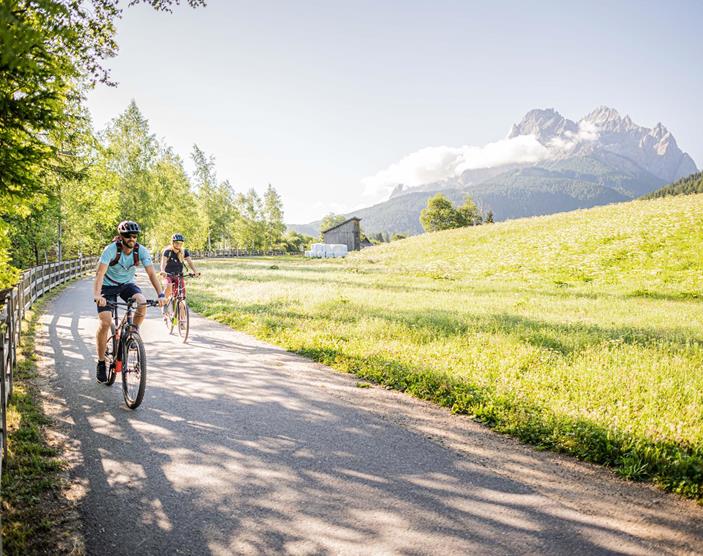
top-left (290, 107), bottom-right (698, 236)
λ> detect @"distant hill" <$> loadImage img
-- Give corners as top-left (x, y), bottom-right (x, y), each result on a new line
top-left (291, 106), bottom-right (698, 236)
top-left (642, 171), bottom-right (703, 200)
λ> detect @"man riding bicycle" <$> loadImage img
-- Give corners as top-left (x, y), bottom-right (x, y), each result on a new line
top-left (93, 221), bottom-right (165, 383)
top-left (160, 233), bottom-right (200, 305)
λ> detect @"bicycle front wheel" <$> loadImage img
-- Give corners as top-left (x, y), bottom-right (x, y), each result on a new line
top-left (168, 298), bottom-right (177, 335)
top-left (105, 323), bottom-right (117, 386)
top-left (177, 299), bottom-right (189, 343)
top-left (122, 333), bottom-right (147, 409)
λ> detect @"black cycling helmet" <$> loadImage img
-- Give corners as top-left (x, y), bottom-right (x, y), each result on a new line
top-left (171, 233), bottom-right (185, 242)
top-left (117, 220), bottom-right (141, 235)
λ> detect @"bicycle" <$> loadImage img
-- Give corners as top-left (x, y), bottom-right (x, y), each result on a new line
top-left (162, 272), bottom-right (197, 343)
top-left (103, 298), bottom-right (159, 409)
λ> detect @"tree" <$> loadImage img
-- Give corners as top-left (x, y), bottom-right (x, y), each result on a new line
top-left (0, 0), bottom-right (205, 205)
top-left (150, 149), bottom-right (204, 250)
top-left (263, 184), bottom-right (285, 251)
top-left (457, 196), bottom-right (482, 226)
top-left (233, 189), bottom-right (265, 250)
top-left (191, 144), bottom-right (218, 250)
top-left (391, 233), bottom-right (407, 241)
top-left (102, 101), bottom-right (160, 237)
top-left (283, 231), bottom-right (313, 253)
top-left (0, 0), bottom-right (205, 287)
top-left (420, 193), bottom-right (484, 232)
top-left (420, 194), bottom-right (462, 232)
top-left (485, 210), bottom-right (494, 224)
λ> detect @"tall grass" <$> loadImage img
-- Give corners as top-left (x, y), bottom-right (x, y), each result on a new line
top-left (188, 195), bottom-right (703, 500)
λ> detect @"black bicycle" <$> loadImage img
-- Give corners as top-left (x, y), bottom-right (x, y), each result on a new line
top-left (103, 298), bottom-right (159, 409)
top-left (162, 272), bottom-right (197, 343)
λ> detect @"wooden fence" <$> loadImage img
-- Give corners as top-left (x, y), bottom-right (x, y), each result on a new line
top-left (0, 256), bottom-right (98, 475)
top-left (188, 249), bottom-right (287, 258)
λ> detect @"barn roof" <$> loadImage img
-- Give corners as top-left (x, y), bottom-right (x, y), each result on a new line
top-left (321, 216), bottom-right (361, 234)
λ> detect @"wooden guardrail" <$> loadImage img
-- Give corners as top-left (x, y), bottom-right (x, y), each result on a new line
top-left (0, 256), bottom-right (98, 475)
top-left (188, 249), bottom-right (287, 258)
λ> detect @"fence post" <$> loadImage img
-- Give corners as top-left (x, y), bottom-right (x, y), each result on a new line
top-left (0, 334), bottom-right (7, 461)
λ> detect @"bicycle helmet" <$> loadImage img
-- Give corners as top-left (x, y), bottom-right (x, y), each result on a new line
top-left (172, 233), bottom-right (185, 242)
top-left (117, 220), bottom-right (141, 235)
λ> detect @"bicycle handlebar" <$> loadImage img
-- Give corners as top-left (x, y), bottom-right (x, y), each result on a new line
top-left (103, 299), bottom-right (160, 308)
top-left (165, 272), bottom-right (199, 278)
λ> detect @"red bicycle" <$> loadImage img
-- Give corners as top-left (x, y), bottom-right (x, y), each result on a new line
top-left (162, 272), bottom-right (196, 343)
top-left (104, 298), bottom-right (159, 409)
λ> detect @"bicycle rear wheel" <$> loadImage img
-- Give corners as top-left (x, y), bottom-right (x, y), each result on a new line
top-left (122, 332), bottom-right (147, 409)
top-left (177, 299), bottom-right (189, 343)
top-left (105, 323), bottom-right (117, 386)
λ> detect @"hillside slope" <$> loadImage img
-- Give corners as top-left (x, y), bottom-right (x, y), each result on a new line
top-left (642, 171), bottom-right (703, 199)
top-left (355, 194), bottom-right (703, 294)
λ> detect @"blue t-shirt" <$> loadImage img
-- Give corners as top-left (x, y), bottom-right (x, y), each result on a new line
top-left (99, 242), bottom-right (153, 286)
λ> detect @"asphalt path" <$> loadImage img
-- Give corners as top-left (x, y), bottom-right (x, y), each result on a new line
top-left (36, 276), bottom-right (703, 555)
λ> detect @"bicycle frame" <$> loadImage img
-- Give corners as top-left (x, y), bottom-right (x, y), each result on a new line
top-left (166, 272), bottom-right (195, 301)
top-left (107, 298), bottom-right (156, 371)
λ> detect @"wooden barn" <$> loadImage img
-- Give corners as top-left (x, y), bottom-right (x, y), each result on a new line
top-left (322, 217), bottom-right (361, 251)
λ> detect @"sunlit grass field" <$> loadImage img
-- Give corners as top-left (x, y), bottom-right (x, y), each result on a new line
top-left (188, 194), bottom-right (703, 500)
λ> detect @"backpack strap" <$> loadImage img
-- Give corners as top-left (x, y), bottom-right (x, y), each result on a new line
top-left (108, 239), bottom-right (123, 267)
top-left (108, 239), bottom-right (140, 267)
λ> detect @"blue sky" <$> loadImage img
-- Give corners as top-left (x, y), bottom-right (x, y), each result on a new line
top-left (86, 0), bottom-right (703, 223)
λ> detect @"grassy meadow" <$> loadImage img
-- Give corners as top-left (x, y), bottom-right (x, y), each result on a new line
top-left (188, 194), bottom-right (703, 500)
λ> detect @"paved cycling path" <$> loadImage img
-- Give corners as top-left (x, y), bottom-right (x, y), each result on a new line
top-left (37, 277), bottom-right (703, 555)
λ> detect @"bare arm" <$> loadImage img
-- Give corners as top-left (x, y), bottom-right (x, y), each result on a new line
top-left (93, 263), bottom-right (108, 305)
top-left (145, 265), bottom-right (164, 298)
top-left (160, 251), bottom-right (167, 275)
top-left (185, 256), bottom-right (199, 275)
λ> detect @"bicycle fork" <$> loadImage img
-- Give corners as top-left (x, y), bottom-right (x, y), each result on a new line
top-left (113, 330), bottom-right (123, 373)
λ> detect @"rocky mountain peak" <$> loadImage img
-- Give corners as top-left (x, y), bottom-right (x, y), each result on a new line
top-left (506, 105), bottom-right (696, 182)
top-left (583, 105), bottom-right (622, 125)
top-left (507, 108), bottom-right (578, 143)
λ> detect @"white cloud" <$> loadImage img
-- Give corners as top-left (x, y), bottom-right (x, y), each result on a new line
top-left (547, 121), bottom-right (600, 153)
top-left (361, 124), bottom-right (600, 199)
top-left (362, 135), bottom-right (549, 198)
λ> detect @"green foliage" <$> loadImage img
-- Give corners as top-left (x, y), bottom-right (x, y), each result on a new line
top-left (420, 193), bottom-right (482, 232)
top-left (642, 171), bottom-right (703, 200)
top-left (263, 183), bottom-right (286, 250)
top-left (0, 0), bottom-right (207, 281)
top-left (2, 99), bottom-right (288, 275)
top-left (188, 195), bottom-right (703, 501)
top-left (283, 230), bottom-right (313, 253)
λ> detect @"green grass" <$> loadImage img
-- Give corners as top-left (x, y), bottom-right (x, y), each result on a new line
top-left (1, 290), bottom-right (74, 554)
top-left (189, 195), bottom-right (703, 501)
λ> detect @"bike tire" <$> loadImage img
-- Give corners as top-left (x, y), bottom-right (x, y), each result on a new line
top-left (177, 299), bottom-right (189, 343)
top-left (105, 323), bottom-right (117, 386)
top-left (162, 301), bottom-right (172, 332)
top-left (168, 298), bottom-right (177, 335)
top-left (121, 332), bottom-right (147, 409)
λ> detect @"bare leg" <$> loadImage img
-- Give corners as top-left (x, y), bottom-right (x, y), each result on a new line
top-left (96, 312), bottom-right (112, 361)
top-left (133, 293), bottom-right (147, 327)
top-left (162, 282), bottom-right (173, 315)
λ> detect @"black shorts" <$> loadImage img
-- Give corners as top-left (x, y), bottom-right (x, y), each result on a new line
top-left (97, 283), bottom-right (142, 313)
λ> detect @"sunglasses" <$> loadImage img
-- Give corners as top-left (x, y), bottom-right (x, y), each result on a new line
top-left (121, 233), bottom-right (138, 239)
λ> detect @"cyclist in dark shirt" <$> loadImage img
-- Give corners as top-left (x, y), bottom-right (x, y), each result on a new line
top-left (160, 233), bottom-right (200, 304)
